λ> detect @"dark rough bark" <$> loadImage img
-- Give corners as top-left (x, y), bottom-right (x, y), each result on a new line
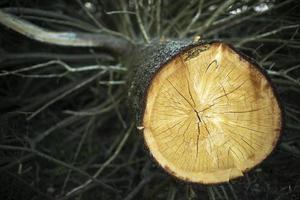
top-left (128, 39), bottom-right (202, 127)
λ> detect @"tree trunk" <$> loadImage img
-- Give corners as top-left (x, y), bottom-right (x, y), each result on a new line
top-left (128, 40), bottom-right (282, 184)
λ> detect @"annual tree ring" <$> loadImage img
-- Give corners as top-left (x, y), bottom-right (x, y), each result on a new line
top-left (142, 42), bottom-right (282, 184)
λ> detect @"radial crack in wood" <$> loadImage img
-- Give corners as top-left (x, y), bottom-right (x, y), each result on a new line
top-left (142, 42), bottom-right (282, 184)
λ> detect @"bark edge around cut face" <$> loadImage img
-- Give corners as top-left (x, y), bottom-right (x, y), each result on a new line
top-left (131, 41), bottom-right (283, 184)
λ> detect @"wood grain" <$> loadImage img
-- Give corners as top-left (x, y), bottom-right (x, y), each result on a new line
top-left (143, 42), bottom-right (282, 184)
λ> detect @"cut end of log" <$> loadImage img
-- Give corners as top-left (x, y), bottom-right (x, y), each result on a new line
top-left (142, 42), bottom-right (282, 184)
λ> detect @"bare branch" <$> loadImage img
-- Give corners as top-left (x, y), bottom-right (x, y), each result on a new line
top-left (0, 10), bottom-right (132, 54)
top-left (0, 144), bottom-right (116, 192)
top-left (134, 0), bottom-right (150, 43)
top-left (65, 123), bottom-right (134, 198)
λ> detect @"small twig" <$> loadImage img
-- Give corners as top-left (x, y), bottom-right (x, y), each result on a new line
top-left (212, 186), bottom-right (223, 199)
top-left (205, 0), bottom-right (294, 37)
top-left (106, 71), bottom-right (127, 129)
top-left (199, 0), bottom-right (236, 35)
top-left (259, 26), bottom-right (298, 66)
top-left (7, 171), bottom-right (54, 200)
top-left (61, 117), bottom-right (96, 194)
top-left (163, 3), bottom-right (194, 36)
top-left (180, 0), bottom-right (204, 38)
top-left (119, 0), bottom-right (136, 38)
top-left (124, 174), bottom-right (156, 200)
top-left (76, 0), bottom-right (103, 29)
top-left (210, 5), bottom-right (251, 26)
top-left (63, 98), bottom-right (121, 116)
top-left (62, 89), bottom-right (122, 116)
top-left (105, 10), bottom-right (136, 15)
top-left (27, 69), bottom-right (108, 120)
top-left (237, 24), bottom-right (300, 46)
top-left (280, 142), bottom-right (300, 157)
top-left (65, 123), bottom-right (134, 197)
top-left (0, 60), bottom-right (125, 76)
top-left (268, 65), bottom-right (300, 87)
top-left (0, 153), bottom-right (34, 173)
top-left (220, 185), bottom-right (230, 200)
top-left (1, 72), bottom-right (69, 78)
top-left (0, 144), bottom-right (117, 192)
top-left (156, 0), bottom-right (161, 37)
top-left (207, 186), bottom-right (216, 200)
top-left (260, 43), bottom-right (286, 65)
top-left (227, 183), bottom-right (238, 200)
top-left (33, 115), bottom-right (82, 144)
top-left (98, 80), bottom-right (126, 85)
top-left (134, 0), bottom-right (150, 43)
top-left (0, 60), bottom-right (59, 76)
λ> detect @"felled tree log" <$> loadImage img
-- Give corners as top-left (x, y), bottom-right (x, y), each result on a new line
top-left (0, 10), bottom-right (283, 184)
top-left (129, 40), bottom-right (283, 184)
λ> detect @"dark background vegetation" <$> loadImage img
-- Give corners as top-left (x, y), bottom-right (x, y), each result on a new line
top-left (0, 0), bottom-right (299, 199)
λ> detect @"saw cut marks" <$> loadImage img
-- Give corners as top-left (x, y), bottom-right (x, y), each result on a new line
top-left (143, 42), bottom-right (282, 184)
